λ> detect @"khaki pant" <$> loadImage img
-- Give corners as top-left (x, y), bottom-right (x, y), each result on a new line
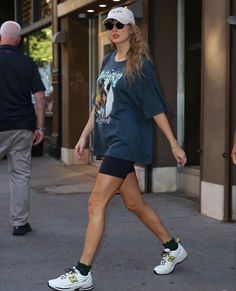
top-left (0, 130), bottom-right (33, 226)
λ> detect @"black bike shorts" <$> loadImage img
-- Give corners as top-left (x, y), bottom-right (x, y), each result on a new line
top-left (99, 155), bottom-right (135, 179)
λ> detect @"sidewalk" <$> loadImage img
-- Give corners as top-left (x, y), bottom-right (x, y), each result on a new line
top-left (0, 156), bottom-right (235, 291)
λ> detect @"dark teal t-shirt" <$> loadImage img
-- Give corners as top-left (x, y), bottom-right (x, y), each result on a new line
top-left (93, 51), bottom-right (168, 165)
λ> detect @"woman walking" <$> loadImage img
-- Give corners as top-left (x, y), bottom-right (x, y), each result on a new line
top-left (48, 7), bottom-right (188, 291)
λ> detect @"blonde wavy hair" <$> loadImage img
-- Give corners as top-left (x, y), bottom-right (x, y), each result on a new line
top-left (112, 24), bottom-right (151, 82)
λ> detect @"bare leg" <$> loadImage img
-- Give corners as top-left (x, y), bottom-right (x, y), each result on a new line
top-left (119, 171), bottom-right (171, 243)
top-left (80, 173), bottom-right (123, 265)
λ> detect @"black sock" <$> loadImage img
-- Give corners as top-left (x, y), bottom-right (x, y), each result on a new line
top-left (163, 238), bottom-right (178, 251)
top-left (75, 262), bottom-right (92, 276)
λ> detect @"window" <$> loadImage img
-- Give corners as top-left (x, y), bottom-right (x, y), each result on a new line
top-left (41, 0), bottom-right (52, 18)
top-left (23, 27), bottom-right (53, 114)
top-left (16, 0), bottom-right (52, 28)
top-left (21, 0), bottom-right (32, 27)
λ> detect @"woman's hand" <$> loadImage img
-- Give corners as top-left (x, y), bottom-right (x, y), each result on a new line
top-left (231, 143), bottom-right (236, 165)
top-left (75, 136), bottom-right (87, 160)
top-left (74, 107), bottom-right (95, 160)
top-left (153, 113), bottom-right (187, 166)
top-left (171, 143), bottom-right (187, 166)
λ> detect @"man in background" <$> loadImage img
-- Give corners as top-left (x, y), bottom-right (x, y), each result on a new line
top-left (0, 21), bottom-right (45, 235)
top-left (227, 16), bottom-right (236, 165)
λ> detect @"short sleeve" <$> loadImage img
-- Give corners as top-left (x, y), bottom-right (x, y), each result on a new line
top-left (31, 61), bottom-right (46, 94)
top-left (131, 58), bottom-right (169, 119)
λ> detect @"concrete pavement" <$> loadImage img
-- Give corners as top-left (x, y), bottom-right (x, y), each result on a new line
top-left (0, 156), bottom-right (235, 291)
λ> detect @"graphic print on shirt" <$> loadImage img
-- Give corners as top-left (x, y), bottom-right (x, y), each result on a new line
top-left (95, 69), bottom-right (123, 126)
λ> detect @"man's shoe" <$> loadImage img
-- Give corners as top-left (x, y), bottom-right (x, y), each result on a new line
top-left (12, 223), bottom-right (32, 236)
top-left (48, 267), bottom-right (93, 291)
top-left (154, 243), bottom-right (188, 275)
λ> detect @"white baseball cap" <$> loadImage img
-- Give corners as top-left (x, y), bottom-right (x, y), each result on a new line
top-left (103, 7), bottom-right (135, 25)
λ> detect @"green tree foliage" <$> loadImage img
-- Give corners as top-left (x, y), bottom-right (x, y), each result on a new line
top-left (28, 26), bottom-right (52, 66)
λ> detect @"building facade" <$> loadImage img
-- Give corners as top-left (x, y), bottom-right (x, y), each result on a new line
top-left (1, 0), bottom-right (235, 221)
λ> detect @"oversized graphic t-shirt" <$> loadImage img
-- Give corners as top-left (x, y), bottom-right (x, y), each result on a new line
top-left (93, 51), bottom-right (168, 165)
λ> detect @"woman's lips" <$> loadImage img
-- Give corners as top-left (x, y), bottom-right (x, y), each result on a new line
top-left (112, 34), bottom-right (119, 39)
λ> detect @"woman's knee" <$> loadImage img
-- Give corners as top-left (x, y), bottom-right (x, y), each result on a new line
top-left (125, 200), bottom-right (145, 214)
top-left (87, 191), bottom-right (107, 216)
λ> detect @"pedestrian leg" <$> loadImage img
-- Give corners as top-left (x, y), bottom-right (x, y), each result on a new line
top-left (119, 171), bottom-right (171, 243)
top-left (80, 173), bottom-right (123, 265)
top-left (119, 171), bottom-right (188, 275)
top-left (8, 130), bottom-right (33, 226)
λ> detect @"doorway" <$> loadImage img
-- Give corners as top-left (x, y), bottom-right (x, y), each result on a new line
top-left (184, 0), bottom-right (202, 166)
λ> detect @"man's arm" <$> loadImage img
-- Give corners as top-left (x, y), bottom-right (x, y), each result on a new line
top-left (33, 91), bottom-right (45, 146)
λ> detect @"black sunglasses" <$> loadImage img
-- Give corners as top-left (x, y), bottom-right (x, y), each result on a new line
top-left (104, 21), bottom-right (125, 30)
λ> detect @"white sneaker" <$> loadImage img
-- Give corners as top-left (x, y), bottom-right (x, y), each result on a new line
top-left (154, 243), bottom-right (188, 275)
top-left (48, 267), bottom-right (94, 291)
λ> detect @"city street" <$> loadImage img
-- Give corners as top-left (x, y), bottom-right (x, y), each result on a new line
top-left (0, 156), bottom-right (235, 291)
